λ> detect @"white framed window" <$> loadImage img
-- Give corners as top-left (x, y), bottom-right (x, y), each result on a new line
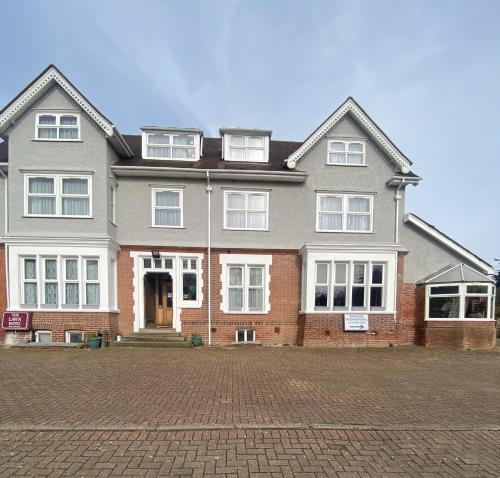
top-left (226, 135), bottom-right (266, 162)
top-left (316, 194), bottom-right (373, 233)
top-left (152, 188), bottom-right (183, 228)
top-left (35, 113), bottom-right (80, 141)
top-left (35, 330), bottom-right (52, 344)
top-left (313, 260), bottom-right (387, 312)
top-left (327, 140), bottom-right (365, 165)
top-left (110, 185), bottom-right (116, 224)
top-left (66, 330), bottom-right (84, 343)
top-left (63, 258), bottom-right (79, 306)
top-left (25, 174), bottom-right (92, 217)
top-left (22, 257), bottom-right (38, 306)
top-left (42, 258), bottom-right (58, 308)
top-left (181, 257), bottom-right (198, 302)
top-left (84, 259), bottom-right (100, 307)
top-left (224, 191), bottom-right (268, 230)
top-left (236, 329), bottom-right (256, 343)
top-left (426, 283), bottom-right (494, 320)
top-left (220, 254), bottom-right (271, 314)
top-left (143, 132), bottom-right (198, 160)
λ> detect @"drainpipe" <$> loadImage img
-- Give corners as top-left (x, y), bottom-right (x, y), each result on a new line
top-left (0, 168), bottom-right (7, 235)
top-left (394, 178), bottom-right (405, 243)
top-left (206, 171), bottom-right (212, 346)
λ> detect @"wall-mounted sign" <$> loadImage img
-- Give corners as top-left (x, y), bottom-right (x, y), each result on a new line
top-left (2, 311), bottom-right (33, 331)
top-left (344, 313), bottom-right (369, 331)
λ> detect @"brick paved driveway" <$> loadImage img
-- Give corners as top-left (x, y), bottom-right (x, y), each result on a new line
top-left (1, 346), bottom-right (499, 476)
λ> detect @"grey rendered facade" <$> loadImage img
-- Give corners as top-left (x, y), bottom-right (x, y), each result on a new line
top-left (0, 65), bottom-right (495, 348)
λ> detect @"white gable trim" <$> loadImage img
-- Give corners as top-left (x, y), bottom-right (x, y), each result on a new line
top-left (0, 66), bottom-right (114, 137)
top-left (405, 213), bottom-right (495, 275)
top-left (286, 98), bottom-right (411, 173)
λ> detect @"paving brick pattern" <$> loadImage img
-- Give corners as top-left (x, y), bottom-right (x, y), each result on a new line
top-left (1, 429), bottom-right (499, 477)
top-left (1, 346), bottom-right (499, 476)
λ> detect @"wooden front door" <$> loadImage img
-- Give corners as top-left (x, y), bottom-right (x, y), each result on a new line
top-left (155, 277), bottom-right (173, 327)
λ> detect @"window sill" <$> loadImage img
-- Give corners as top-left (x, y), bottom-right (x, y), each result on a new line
top-left (306, 310), bottom-right (395, 315)
top-left (222, 310), bottom-right (269, 315)
top-left (315, 230), bottom-right (373, 234)
top-left (325, 163), bottom-right (367, 167)
top-left (23, 215), bottom-right (93, 219)
top-left (425, 318), bottom-right (494, 322)
top-left (32, 139), bottom-right (82, 143)
top-left (223, 227), bottom-right (269, 232)
top-left (149, 226), bottom-right (186, 229)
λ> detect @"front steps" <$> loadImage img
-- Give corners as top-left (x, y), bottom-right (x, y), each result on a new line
top-left (110, 328), bottom-right (191, 348)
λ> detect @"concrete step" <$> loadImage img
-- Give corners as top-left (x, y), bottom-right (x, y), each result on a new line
top-left (122, 335), bottom-right (187, 342)
top-left (110, 340), bottom-right (191, 348)
top-left (139, 328), bottom-right (178, 334)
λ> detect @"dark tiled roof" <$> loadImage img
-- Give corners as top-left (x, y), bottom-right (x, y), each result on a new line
top-left (115, 135), bottom-right (303, 171)
top-left (0, 139), bottom-right (7, 162)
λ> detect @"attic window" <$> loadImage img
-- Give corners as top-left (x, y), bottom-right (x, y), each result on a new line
top-left (227, 135), bottom-right (266, 162)
top-left (36, 114), bottom-right (80, 141)
top-left (327, 141), bottom-right (365, 166)
top-left (145, 133), bottom-right (196, 160)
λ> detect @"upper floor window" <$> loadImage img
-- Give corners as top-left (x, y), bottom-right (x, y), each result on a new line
top-left (224, 191), bottom-right (268, 230)
top-left (152, 188), bottom-right (183, 228)
top-left (25, 175), bottom-right (91, 218)
top-left (144, 132), bottom-right (196, 160)
top-left (227, 135), bottom-right (265, 162)
top-left (36, 113), bottom-right (80, 141)
top-left (316, 194), bottom-right (372, 233)
top-left (327, 140), bottom-right (365, 165)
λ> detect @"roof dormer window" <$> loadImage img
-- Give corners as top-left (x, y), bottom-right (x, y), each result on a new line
top-left (142, 128), bottom-right (201, 161)
top-left (228, 135), bottom-right (265, 162)
top-left (221, 129), bottom-right (271, 163)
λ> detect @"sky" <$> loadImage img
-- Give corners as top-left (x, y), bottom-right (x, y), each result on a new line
top-left (0, 0), bottom-right (499, 265)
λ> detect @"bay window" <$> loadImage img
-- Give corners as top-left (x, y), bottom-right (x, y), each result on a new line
top-left (426, 283), bottom-right (494, 320)
top-left (313, 260), bottom-right (387, 312)
top-left (36, 113), bottom-right (80, 140)
top-left (317, 194), bottom-right (372, 232)
top-left (224, 191), bottom-right (268, 230)
top-left (20, 256), bottom-right (100, 309)
top-left (25, 174), bottom-right (91, 217)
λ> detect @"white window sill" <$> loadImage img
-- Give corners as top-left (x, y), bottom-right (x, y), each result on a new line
top-left (143, 156), bottom-right (198, 161)
top-left (425, 318), bottom-right (495, 322)
top-left (223, 227), bottom-right (269, 232)
top-left (315, 229), bottom-right (373, 234)
top-left (305, 310), bottom-right (395, 315)
top-left (222, 310), bottom-right (269, 315)
top-left (232, 341), bottom-right (261, 345)
top-left (23, 215), bottom-right (93, 219)
top-left (15, 307), bottom-right (108, 312)
top-left (179, 302), bottom-right (202, 309)
top-left (325, 163), bottom-right (367, 167)
top-left (150, 225), bottom-right (186, 229)
top-left (32, 139), bottom-right (82, 143)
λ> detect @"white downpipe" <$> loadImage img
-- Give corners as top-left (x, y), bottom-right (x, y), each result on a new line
top-left (394, 179), bottom-right (405, 243)
top-left (206, 171), bottom-right (212, 345)
top-left (0, 168), bottom-right (7, 235)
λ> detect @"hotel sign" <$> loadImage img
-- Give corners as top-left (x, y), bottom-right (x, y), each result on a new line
top-left (2, 312), bottom-right (32, 330)
top-left (344, 314), bottom-right (369, 331)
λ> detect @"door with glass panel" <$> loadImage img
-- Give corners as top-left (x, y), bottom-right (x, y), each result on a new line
top-left (155, 275), bottom-right (173, 327)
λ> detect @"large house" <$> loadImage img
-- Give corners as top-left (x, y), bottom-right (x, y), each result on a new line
top-left (0, 65), bottom-right (496, 349)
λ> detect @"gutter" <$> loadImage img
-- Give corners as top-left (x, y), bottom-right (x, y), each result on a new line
top-left (206, 171), bottom-right (212, 346)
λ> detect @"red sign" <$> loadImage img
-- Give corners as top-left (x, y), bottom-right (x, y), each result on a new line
top-left (2, 312), bottom-right (32, 330)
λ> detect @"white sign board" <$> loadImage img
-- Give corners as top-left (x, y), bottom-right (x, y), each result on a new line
top-left (344, 314), bottom-right (369, 331)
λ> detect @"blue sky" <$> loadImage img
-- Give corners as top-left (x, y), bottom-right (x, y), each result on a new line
top-left (0, 0), bottom-right (499, 265)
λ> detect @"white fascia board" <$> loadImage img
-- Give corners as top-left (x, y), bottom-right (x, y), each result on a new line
top-left (286, 97), bottom-right (412, 174)
top-left (111, 166), bottom-right (308, 183)
top-left (404, 213), bottom-right (495, 275)
top-left (299, 242), bottom-right (408, 256)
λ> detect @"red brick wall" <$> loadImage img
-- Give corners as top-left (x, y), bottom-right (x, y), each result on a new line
top-left (31, 312), bottom-right (120, 343)
top-left (181, 249), bottom-right (301, 345)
